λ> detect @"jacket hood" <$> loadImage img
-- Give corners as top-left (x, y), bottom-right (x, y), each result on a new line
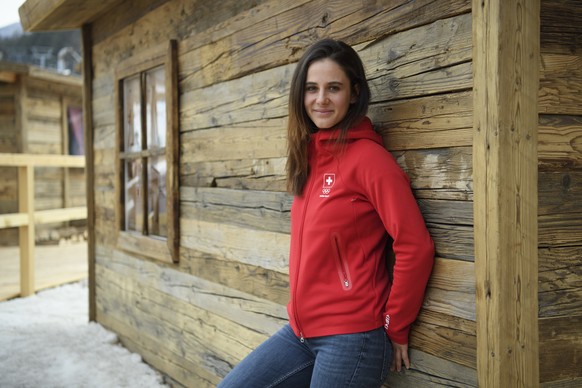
top-left (312, 117), bottom-right (382, 148)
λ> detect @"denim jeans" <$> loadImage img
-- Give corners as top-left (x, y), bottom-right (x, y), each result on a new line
top-left (217, 323), bottom-right (392, 388)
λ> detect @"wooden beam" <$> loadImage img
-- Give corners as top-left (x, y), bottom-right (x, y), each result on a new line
top-left (18, 166), bottom-right (35, 297)
top-left (0, 213), bottom-right (29, 229)
top-left (473, 1), bottom-right (540, 387)
top-left (82, 23), bottom-right (97, 322)
top-left (35, 207), bottom-right (87, 224)
top-left (0, 71), bottom-right (17, 83)
top-left (19, 0), bottom-right (123, 32)
top-left (0, 207), bottom-right (87, 229)
top-left (0, 153), bottom-right (85, 168)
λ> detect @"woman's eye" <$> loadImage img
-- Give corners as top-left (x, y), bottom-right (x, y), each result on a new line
top-left (306, 86), bottom-right (317, 92)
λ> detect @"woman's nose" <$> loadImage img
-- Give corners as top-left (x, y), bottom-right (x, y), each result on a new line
top-left (316, 90), bottom-right (328, 104)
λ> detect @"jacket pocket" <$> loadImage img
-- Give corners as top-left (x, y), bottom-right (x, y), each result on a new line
top-left (330, 232), bottom-right (352, 291)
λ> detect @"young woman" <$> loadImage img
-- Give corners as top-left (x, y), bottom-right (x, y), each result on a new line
top-left (218, 38), bottom-right (434, 388)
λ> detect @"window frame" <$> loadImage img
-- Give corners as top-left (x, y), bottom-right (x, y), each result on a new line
top-left (114, 40), bottom-right (179, 263)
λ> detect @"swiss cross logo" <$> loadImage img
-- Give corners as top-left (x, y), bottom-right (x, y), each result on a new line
top-left (320, 173), bottom-right (335, 198)
top-left (323, 174), bottom-right (335, 188)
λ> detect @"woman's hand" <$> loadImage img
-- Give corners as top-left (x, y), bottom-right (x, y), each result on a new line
top-left (390, 341), bottom-right (409, 372)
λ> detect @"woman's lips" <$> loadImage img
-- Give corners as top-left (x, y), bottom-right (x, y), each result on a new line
top-left (313, 109), bottom-right (333, 115)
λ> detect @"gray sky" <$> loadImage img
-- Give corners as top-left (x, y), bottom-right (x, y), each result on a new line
top-left (0, 0), bottom-right (25, 28)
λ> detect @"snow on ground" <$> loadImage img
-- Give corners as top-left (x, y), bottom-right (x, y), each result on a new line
top-left (0, 281), bottom-right (169, 388)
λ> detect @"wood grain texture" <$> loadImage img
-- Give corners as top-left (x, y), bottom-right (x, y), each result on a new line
top-left (472, 1), bottom-right (540, 386)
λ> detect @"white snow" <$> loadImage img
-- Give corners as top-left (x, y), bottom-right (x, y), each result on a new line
top-left (0, 281), bottom-right (168, 388)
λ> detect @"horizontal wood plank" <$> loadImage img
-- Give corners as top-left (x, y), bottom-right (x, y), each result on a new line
top-left (385, 348), bottom-right (476, 387)
top-left (539, 315), bottom-right (582, 383)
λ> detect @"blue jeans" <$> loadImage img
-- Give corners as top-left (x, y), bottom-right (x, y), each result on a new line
top-left (217, 324), bottom-right (392, 388)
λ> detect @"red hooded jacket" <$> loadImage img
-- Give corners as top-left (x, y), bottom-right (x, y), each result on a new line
top-left (287, 117), bottom-right (434, 345)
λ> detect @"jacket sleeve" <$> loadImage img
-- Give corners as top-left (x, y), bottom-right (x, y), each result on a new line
top-left (358, 144), bottom-right (434, 344)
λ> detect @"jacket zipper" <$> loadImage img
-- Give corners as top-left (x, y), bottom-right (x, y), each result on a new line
top-left (294, 163), bottom-right (317, 343)
top-left (331, 233), bottom-right (351, 290)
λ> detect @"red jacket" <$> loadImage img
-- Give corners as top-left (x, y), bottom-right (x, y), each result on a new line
top-left (287, 117), bottom-right (434, 345)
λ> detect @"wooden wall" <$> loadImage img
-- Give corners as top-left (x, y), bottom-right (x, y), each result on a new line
top-left (88, 0), bottom-right (580, 387)
top-left (538, 1), bottom-right (582, 386)
top-left (0, 71), bottom-right (85, 245)
top-left (90, 1), bottom-right (477, 386)
top-left (0, 82), bottom-right (19, 215)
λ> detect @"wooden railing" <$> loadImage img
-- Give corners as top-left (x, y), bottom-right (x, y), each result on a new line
top-left (0, 153), bottom-right (87, 297)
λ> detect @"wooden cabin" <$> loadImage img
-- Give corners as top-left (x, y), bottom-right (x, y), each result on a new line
top-left (0, 62), bottom-right (85, 246)
top-left (20, 0), bottom-right (581, 386)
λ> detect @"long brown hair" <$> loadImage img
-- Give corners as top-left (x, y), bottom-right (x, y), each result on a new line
top-left (286, 39), bottom-right (371, 196)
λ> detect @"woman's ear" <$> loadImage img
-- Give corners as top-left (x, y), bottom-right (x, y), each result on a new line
top-left (351, 84), bottom-right (360, 103)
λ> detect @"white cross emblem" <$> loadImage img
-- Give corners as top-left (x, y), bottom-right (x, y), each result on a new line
top-left (323, 174), bottom-right (335, 188)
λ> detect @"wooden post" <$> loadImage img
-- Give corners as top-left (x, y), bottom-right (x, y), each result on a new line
top-left (473, 1), bottom-right (540, 387)
top-left (18, 165), bottom-right (35, 297)
top-left (82, 23), bottom-right (97, 321)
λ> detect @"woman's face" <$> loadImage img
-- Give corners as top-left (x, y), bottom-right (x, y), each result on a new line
top-left (304, 58), bottom-right (356, 130)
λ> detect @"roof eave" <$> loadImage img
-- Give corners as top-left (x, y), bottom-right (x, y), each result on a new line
top-left (19, 0), bottom-right (123, 32)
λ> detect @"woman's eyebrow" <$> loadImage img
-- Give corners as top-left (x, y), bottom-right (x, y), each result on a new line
top-left (305, 81), bottom-right (344, 85)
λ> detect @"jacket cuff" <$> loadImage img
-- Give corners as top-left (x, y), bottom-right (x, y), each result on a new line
top-left (384, 314), bottom-right (409, 344)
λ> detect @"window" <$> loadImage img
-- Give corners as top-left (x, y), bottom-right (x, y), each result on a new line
top-left (66, 105), bottom-right (84, 155)
top-left (115, 40), bottom-right (179, 263)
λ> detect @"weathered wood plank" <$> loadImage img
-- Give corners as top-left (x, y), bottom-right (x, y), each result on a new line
top-left (409, 319), bottom-right (476, 370)
top-left (428, 223), bottom-right (474, 262)
top-left (539, 114), bottom-right (582, 168)
top-left (539, 315), bottom-right (582, 383)
top-left (96, 266), bottom-right (270, 368)
top-left (423, 258), bottom-right (475, 320)
top-left (418, 198), bottom-right (473, 226)
top-left (539, 170), bottom-right (582, 247)
top-left (385, 349), bottom-right (476, 387)
top-left (540, 0), bottom-right (582, 55)
top-left (179, 247), bottom-right (289, 306)
top-left (393, 147), bottom-right (473, 191)
top-left (538, 246), bottom-right (582, 318)
top-left (180, 64), bottom-right (291, 131)
top-left (96, 299), bottom-right (220, 388)
top-left (180, 14), bottom-right (473, 132)
top-left (181, 156), bottom-right (287, 189)
top-left (180, 187), bottom-right (291, 234)
top-left (539, 54), bottom-right (582, 115)
top-left (179, 0), bottom-right (471, 91)
top-left (180, 119), bottom-right (287, 162)
top-left (97, 248), bottom-right (288, 334)
top-left (180, 218), bottom-right (289, 274)
top-left (371, 91), bottom-right (473, 151)
top-left (472, 1), bottom-right (540, 386)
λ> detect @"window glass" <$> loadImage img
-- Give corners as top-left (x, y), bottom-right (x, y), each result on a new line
top-left (148, 156), bottom-right (167, 237)
top-left (67, 106), bottom-right (84, 155)
top-left (123, 75), bottom-right (142, 152)
top-left (125, 158), bottom-right (143, 233)
top-left (146, 67), bottom-right (166, 149)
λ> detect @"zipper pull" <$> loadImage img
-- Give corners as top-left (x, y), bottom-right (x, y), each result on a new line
top-left (300, 332), bottom-right (305, 343)
top-left (344, 279), bottom-right (349, 287)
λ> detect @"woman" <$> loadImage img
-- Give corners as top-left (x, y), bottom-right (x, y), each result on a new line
top-left (218, 38), bottom-right (434, 388)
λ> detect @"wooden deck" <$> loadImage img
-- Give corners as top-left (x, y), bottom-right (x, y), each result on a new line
top-left (0, 242), bottom-right (87, 301)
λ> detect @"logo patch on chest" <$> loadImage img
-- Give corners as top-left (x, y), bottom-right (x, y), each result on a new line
top-left (321, 173), bottom-right (335, 198)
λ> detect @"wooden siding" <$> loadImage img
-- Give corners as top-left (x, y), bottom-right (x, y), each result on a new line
top-left (90, 1), bottom-right (478, 386)
top-left (538, 1), bottom-right (582, 386)
top-left (82, 0), bottom-right (581, 387)
top-left (0, 68), bottom-right (86, 246)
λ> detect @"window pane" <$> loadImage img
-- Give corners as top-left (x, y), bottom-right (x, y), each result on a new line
top-left (67, 106), bottom-right (84, 155)
top-left (123, 75), bottom-right (142, 152)
top-left (125, 158), bottom-right (143, 233)
top-left (148, 156), bottom-right (167, 238)
top-left (146, 66), bottom-right (166, 149)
